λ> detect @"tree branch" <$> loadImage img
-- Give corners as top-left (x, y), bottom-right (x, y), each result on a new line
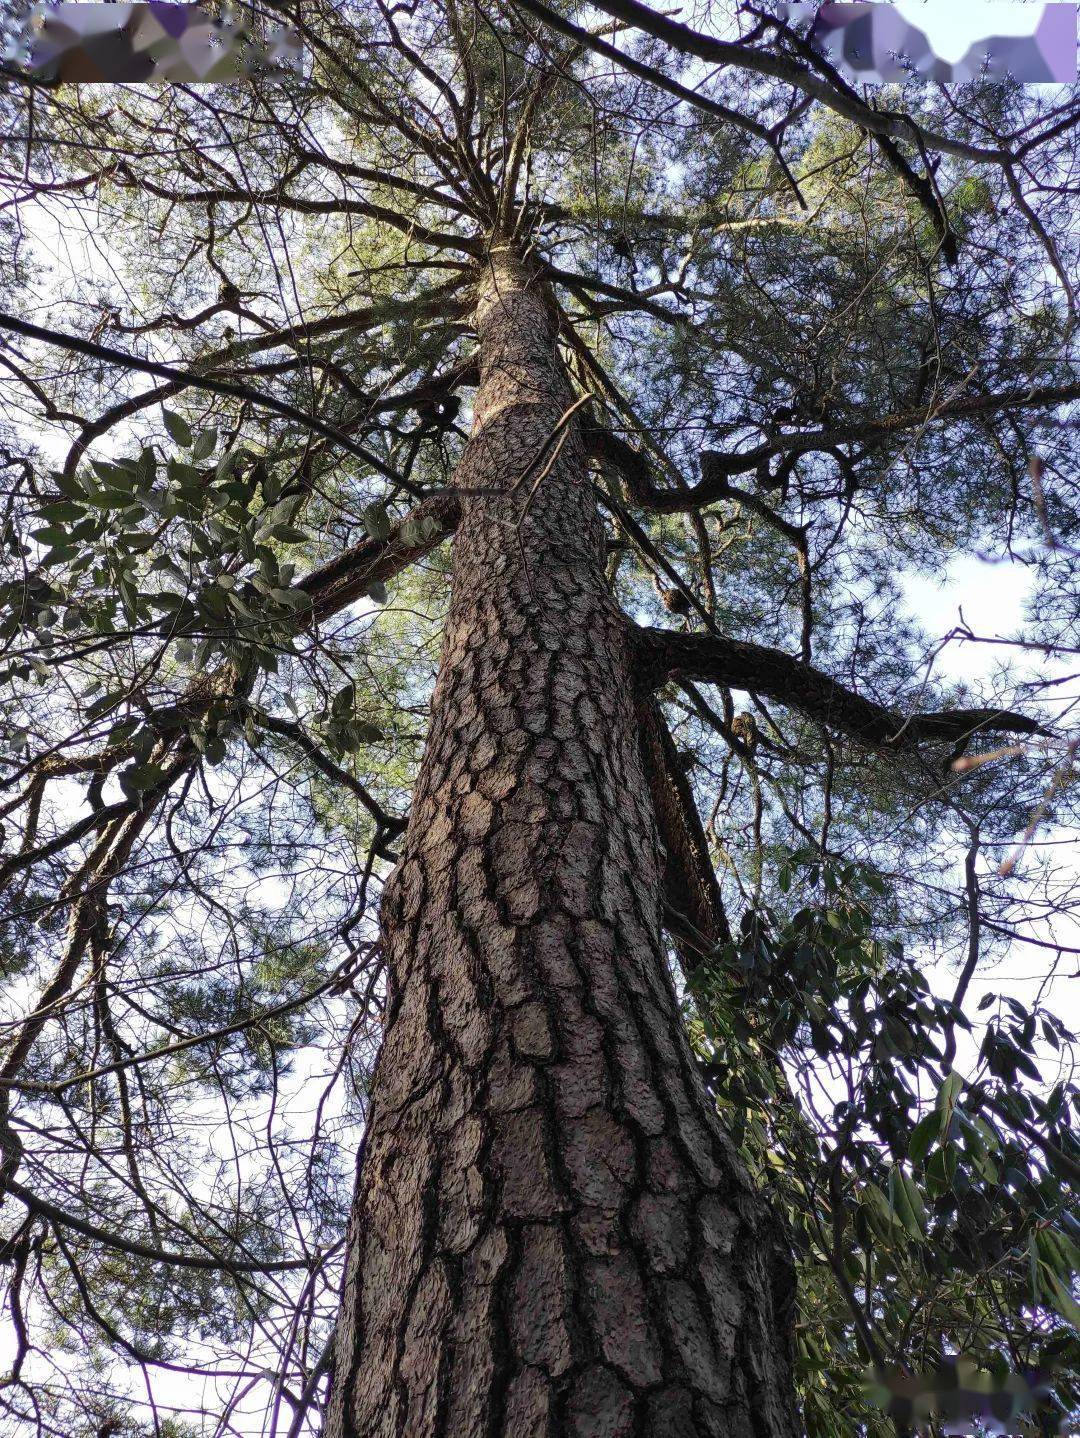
top-left (297, 492), bottom-right (461, 620)
top-left (553, 0), bottom-right (1008, 165)
top-left (6, 1176), bottom-right (322, 1273)
top-left (634, 627), bottom-right (1049, 749)
top-left (251, 710), bottom-right (406, 841)
top-left (637, 694), bottom-right (730, 970)
top-left (0, 311), bottom-right (400, 480)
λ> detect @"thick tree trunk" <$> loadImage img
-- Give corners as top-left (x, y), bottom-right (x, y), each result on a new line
top-left (326, 246), bottom-right (798, 1438)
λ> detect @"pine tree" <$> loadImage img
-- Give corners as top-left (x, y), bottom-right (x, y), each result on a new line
top-left (0, 4), bottom-right (1077, 1434)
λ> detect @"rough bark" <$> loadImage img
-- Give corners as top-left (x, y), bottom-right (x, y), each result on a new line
top-left (326, 245), bottom-right (799, 1438)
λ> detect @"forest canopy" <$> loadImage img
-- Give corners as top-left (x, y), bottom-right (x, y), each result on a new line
top-left (0, 2), bottom-right (1077, 1434)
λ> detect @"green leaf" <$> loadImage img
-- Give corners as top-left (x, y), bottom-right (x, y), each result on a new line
top-left (887, 1164), bottom-right (924, 1241)
top-left (366, 580), bottom-right (388, 604)
top-left (216, 450), bottom-right (240, 482)
top-left (107, 718), bottom-right (141, 746)
top-left (120, 761), bottom-right (166, 794)
top-left (91, 460), bottom-right (133, 488)
top-left (271, 588), bottom-right (311, 610)
top-left (345, 719), bottom-right (383, 748)
top-left (163, 408), bottom-right (193, 447)
top-left (31, 526), bottom-right (70, 549)
top-left (226, 590), bottom-right (257, 620)
top-left (137, 446), bottom-right (158, 487)
top-left (860, 1182), bottom-right (896, 1241)
top-left (204, 735), bottom-right (227, 765)
top-left (908, 1111), bottom-right (939, 1165)
top-left (1013, 1048), bottom-right (1042, 1082)
top-left (362, 502), bottom-right (391, 540)
top-left (332, 683), bottom-right (356, 718)
top-left (84, 489), bottom-right (137, 511)
top-left (937, 1070), bottom-right (963, 1116)
top-left (199, 585), bottom-right (229, 620)
top-left (37, 501), bottom-right (84, 523)
top-left (266, 525), bottom-right (308, 545)
top-left (1039, 1260), bottom-right (1080, 1328)
top-left (192, 428), bottom-right (218, 462)
top-left (49, 469), bottom-right (85, 500)
top-left (899, 1169), bottom-right (926, 1235)
top-left (147, 592), bottom-right (184, 612)
top-left (85, 688), bottom-right (127, 720)
top-left (925, 1144), bottom-right (958, 1197)
top-left (41, 546), bottom-right (77, 567)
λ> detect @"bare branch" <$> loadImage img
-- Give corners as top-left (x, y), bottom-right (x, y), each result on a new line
top-left (634, 626), bottom-right (1049, 749)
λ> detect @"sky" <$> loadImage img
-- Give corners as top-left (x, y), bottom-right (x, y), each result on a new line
top-left (892, 1), bottom-right (1062, 65)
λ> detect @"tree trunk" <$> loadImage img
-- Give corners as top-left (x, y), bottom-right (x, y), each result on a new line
top-left (326, 245), bottom-right (799, 1438)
